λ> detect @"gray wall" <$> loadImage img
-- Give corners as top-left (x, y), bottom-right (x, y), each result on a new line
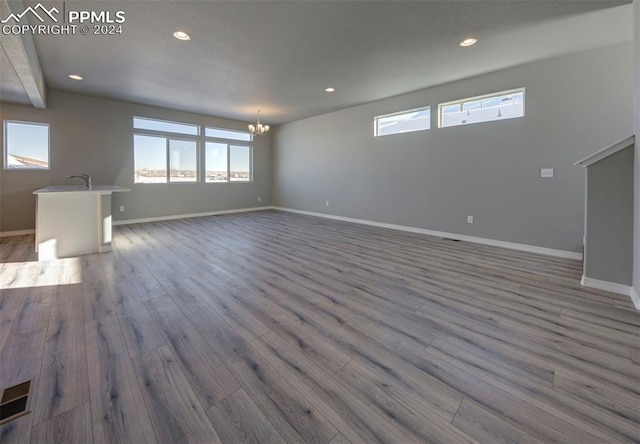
top-left (273, 43), bottom-right (633, 253)
top-left (0, 90), bottom-right (272, 232)
top-left (584, 146), bottom-right (634, 285)
top-left (634, 0), bottom-right (640, 298)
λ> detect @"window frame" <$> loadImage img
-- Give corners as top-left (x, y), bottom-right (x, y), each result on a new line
top-left (438, 87), bottom-right (525, 128)
top-left (133, 116), bottom-right (200, 136)
top-left (203, 137), bottom-right (253, 184)
top-left (168, 137), bottom-right (200, 184)
top-left (205, 126), bottom-right (253, 142)
top-left (133, 116), bottom-right (253, 185)
top-left (228, 144), bottom-right (253, 183)
top-left (133, 132), bottom-right (201, 185)
top-left (374, 106), bottom-right (431, 137)
top-left (3, 120), bottom-right (51, 170)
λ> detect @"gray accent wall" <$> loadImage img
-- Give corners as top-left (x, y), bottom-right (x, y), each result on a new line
top-left (273, 43), bottom-right (633, 253)
top-left (0, 90), bottom-right (272, 232)
top-left (584, 145), bottom-right (634, 285)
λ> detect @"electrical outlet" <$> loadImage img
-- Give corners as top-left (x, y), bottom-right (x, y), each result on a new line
top-left (467, 215), bottom-right (474, 224)
top-left (540, 168), bottom-right (554, 178)
top-left (119, 205), bottom-right (125, 212)
top-left (257, 196), bottom-right (261, 202)
top-left (326, 200), bottom-right (330, 207)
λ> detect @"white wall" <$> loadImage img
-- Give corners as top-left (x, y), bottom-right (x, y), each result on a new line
top-left (273, 43), bottom-right (633, 254)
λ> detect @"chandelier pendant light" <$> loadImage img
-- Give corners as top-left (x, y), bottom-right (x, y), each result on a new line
top-left (248, 110), bottom-right (270, 136)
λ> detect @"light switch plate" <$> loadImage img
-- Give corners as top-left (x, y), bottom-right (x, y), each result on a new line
top-left (540, 168), bottom-right (554, 178)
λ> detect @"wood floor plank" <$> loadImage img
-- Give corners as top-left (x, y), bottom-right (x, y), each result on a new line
top-left (329, 432), bottom-right (352, 444)
top-left (251, 331), bottom-right (416, 444)
top-left (334, 360), bottom-right (477, 443)
top-left (205, 388), bottom-right (284, 444)
top-left (132, 345), bottom-right (222, 444)
top-left (184, 304), bottom-right (258, 364)
top-left (81, 255), bottom-right (115, 322)
top-left (144, 297), bottom-right (241, 408)
top-left (30, 402), bottom-right (93, 444)
top-left (33, 285), bottom-right (89, 425)
top-left (85, 314), bottom-right (157, 444)
top-left (231, 342), bottom-right (339, 444)
top-left (0, 287), bottom-right (26, 355)
top-left (0, 411), bottom-right (35, 444)
top-left (553, 368), bottom-right (640, 424)
top-left (423, 345), bottom-right (635, 443)
top-left (0, 327), bottom-right (47, 387)
top-left (452, 398), bottom-right (543, 444)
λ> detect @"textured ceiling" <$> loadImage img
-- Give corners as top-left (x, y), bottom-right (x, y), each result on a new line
top-left (2, 0), bottom-right (634, 124)
top-left (0, 46), bottom-right (31, 105)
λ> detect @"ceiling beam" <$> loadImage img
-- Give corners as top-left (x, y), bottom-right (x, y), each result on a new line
top-left (0, 0), bottom-right (47, 108)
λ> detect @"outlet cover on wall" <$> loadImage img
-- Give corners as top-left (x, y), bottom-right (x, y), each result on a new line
top-left (257, 196), bottom-right (261, 202)
top-left (119, 205), bottom-right (124, 212)
top-left (467, 216), bottom-right (474, 224)
top-left (326, 200), bottom-right (330, 206)
top-left (540, 168), bottom-right (554, 178)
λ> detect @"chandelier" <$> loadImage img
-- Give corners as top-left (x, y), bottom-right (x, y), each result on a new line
top-left (248, 110), bottom-right (270, 136)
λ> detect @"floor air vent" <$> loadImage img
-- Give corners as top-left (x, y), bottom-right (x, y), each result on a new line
top-left (0, 380), bottom-right (33, 425)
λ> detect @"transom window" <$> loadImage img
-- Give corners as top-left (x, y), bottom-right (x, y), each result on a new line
top-left (375, 106), bottom-right (431, 137)
top-left (3, 120), bottom-right (50, 170)
top-left (134, 116), bottom-right (199, 136)
top-left (133, 117), bottom-right (252, 184)
top-left (439, 88), bottom-right (525, 128)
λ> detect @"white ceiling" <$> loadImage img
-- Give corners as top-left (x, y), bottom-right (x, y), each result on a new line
top-left (1, 0), bottom-right (633, 124)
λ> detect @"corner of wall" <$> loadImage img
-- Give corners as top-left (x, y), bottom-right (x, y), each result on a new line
top-left (633, 0), bottom-right (640, 299)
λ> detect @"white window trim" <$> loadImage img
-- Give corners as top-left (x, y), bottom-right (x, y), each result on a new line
top-left (438, 87), bottom-right (525, 128)
top-left (133, 116), bottom-right (253, 184)
top-left (3, 120), bottom-right (51, 170)
top-left (205, 126), bottom-right (254, 143)
top-left (204, 140), bottom-right (253, 184)
top-left (133, 116), bottom-right (200, 136)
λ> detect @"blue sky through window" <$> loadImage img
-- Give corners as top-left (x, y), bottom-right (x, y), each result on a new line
top-left (5, 121), bottom-right (49, 168)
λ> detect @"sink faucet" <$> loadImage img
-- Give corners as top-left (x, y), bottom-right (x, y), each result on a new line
top-left (68, 173), bottom-right (92, 189)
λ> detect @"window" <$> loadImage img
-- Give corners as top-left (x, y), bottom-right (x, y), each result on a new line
top-left (439, 88), bottom-right (525, 128)
top-left (169, 140), bottom-right (197, 182)
top-left (134, 135), bottom-right (166, 183)
top-left (205, 142), bottom-right (228, 182)
top-left (133, 116), bottom-right (252, 184)
top-left (134, 117), bottom-right (199, 136)
top-left (375, 107), bottom-right (430, 136)
top-left (204, 127), bottom-right (252, 183)
top-left (205, 127), bottom-right (252, 142)
top-left (230, 145), bottom-right (251, 182)
top-left (204, 142), bottom-right (252, 183)
top-left (4, 120), bottom-right (50, 170)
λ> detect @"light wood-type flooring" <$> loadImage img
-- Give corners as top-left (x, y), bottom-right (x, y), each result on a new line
top-left (0, 210), bottom-right (639, 443)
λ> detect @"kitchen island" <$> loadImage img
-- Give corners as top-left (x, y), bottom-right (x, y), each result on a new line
top-left (33, 185), bottom-right (130, 261)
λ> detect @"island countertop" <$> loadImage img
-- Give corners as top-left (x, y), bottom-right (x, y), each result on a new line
top-left (33, 185), bottom-right (131, 194)
top-left (33, 185), bottom-right (130, 260)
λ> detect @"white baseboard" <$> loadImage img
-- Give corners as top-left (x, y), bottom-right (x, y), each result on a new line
top-left (0, 229), bottom-right (35, 237)
top-left (630, 286), bottom-right (640, 310)
top-left (580, 275), bottom-right (634, 297)
top-left (113, 206), bottom-right (272, 226)
top-left (272, 206), bottom-right (583, 260)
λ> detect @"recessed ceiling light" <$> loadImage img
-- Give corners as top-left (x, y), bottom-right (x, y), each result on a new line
top-left (68, 74), bottom-right (83, 80)
top-left (459, 38), bottom-right (477, 47)
top-left (173, 31), bottom-right (191, 41)
top-left (325, 87), bottom-right (336, 93)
